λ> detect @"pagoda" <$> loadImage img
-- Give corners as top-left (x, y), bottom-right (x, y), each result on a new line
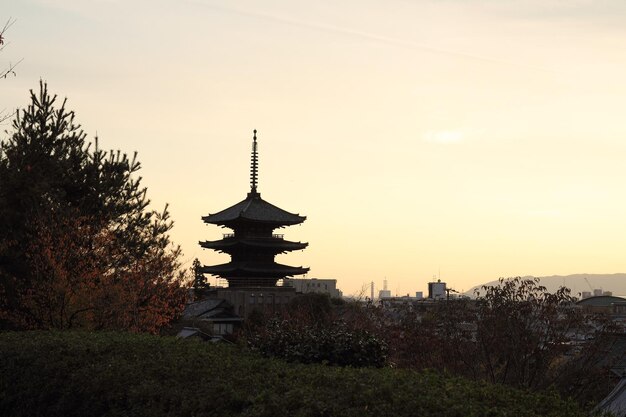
top-left (199, 130), bottom-right (309, 288)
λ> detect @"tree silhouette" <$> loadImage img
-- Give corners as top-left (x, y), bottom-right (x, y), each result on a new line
top-left (0, 82), bottom-right (186, 332)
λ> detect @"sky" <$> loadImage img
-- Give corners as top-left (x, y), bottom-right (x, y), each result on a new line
top-left (3, 0), bottom-right (626, 296)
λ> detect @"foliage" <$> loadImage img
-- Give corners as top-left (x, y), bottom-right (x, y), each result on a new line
top-left (191, 258), bottom-right (209, 297)
top-left (248, 317), bottom-right (388, 367)
top-left (391, 298), bottom-right (480, 376)
top-left (243, 293), bottom-right (388, 367)
top-left (0, 330), bottom-right (587, 417)
top-left (474, 278), bottom-right (585, 388)
top-left (286, 292), bottom-right (335, 323)
top-left (387, 277), bottom-right (619, 408)
top-left (0, 82), bottom-right (186, 332)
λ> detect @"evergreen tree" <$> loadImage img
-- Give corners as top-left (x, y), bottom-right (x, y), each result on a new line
top-left (0, 82), bottom-right (186, 331)
top-left (192, 258), bottom-right (208, 291)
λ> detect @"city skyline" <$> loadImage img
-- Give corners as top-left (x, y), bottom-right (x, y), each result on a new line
top-left (4, 0), bottom-right (626, 295)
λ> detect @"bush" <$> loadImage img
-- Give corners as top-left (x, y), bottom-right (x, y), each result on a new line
top-left (248, 318), bottom-right (388, 367)
top-left (0, 331), bottom-right (585, 417)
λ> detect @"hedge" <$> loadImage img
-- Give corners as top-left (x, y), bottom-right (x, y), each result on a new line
top-left (0, 331), bottom-right (585, 417)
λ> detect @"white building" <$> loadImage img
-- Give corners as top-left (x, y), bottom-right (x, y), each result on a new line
top-left (379, 289), bottom-right (392, 299)
top-left (428, 280), bottom-right (446, 300)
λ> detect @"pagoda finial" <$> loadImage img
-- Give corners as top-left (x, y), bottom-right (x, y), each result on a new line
top-left (250, 129), bottom-right (259, 193)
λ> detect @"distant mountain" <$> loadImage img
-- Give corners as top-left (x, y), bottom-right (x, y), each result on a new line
top-left (465, 273), bottom-right (626, 299)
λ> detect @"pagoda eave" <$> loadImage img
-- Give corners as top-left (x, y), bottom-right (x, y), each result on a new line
top-left (200, 262), bottom-right (309, 278)
top-left (201, 192), bottom-right (306, 226)
top-left (202, 217), bottom-right (306, 228)
top-left (199, 239), bottom-right (308, 252)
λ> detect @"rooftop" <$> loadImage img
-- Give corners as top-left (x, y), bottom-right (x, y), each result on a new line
top-left (576, 295), bottom-right (626, 307)
top-left (202, 191), bottom-right (306, 226)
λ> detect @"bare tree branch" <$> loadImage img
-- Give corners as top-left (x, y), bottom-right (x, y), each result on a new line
top-left (0, 17), bottom-right (19, 124)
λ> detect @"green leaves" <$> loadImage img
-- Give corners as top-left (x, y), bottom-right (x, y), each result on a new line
top-left (0, 331), bottom-right (586, 417)
top-left (248, 317), bottom-right (389, 368)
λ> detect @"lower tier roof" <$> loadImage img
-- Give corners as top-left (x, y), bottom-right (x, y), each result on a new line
top-left (200, 261), bottom-right (309, 278)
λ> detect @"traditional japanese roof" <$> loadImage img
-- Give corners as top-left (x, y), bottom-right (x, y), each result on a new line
top-left (183, 299), bottom-right (227, 318)
top-left (594, 377), bottom-right (626, 416)
top-left (199, 237), bottom-right (307, 252)
top-left (182, 299), bottom-right (244, 322)
top-left (176, 327), bottom-right (212, 340)
top-left (202, 191), bottom-right (305, 226)
top-left (200, 261), bottom-right (309, 277)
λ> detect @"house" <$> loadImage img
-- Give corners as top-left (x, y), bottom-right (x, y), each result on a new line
top-left (182, 298), bottom-right (243, 336)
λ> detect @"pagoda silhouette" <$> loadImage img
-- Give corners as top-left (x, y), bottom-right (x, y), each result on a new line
top-left (198, 130), bottom-right (308, 315)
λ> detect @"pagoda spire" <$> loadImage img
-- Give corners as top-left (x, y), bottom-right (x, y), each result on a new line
top-left (250, 129), bottom-right (259, 194)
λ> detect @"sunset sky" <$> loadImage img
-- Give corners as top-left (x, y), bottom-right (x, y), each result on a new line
top-left (4, 0), bottom-right (626, 296)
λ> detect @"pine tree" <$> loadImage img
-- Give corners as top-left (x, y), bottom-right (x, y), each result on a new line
top-left (0, 82), bottom-right (186, 331)
top-left (191, 258), bottom-right (209, 301)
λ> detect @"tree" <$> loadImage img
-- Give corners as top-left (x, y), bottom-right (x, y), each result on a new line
top-left (473, 278), bottom-right (591, 388)
top-left (387, 277), bottom-right (617, 407)
top-left (191, 258), bottom-right (208, 293)
top-left (244, 293), bottom-right (388, 367)
top-left (0, 82), bottom-right (187, 332)
top-left (390, 299), bottom-right (479, 377)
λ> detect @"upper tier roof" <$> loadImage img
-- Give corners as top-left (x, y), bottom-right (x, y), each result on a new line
top-left (202, 191), bottom-right (306, 226)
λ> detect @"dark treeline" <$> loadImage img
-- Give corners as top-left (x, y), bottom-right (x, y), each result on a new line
top-left (241, 278), bottom-right (621, 409)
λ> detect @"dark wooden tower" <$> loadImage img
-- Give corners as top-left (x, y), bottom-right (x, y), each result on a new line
top-left (200, 130), bottom-right (309, 287)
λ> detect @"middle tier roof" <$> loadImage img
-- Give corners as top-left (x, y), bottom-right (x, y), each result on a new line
top-left (200, 237), bottom-right (307, 252)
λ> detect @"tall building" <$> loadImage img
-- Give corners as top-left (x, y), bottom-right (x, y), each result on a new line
top-left (199, 130), bottom-right (309, 316)
top-left (379, 279), bottom-right (391, 299)
top-left (428, 280), bottom-right (446, 300)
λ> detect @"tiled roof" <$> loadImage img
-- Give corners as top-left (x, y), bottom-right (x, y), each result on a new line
top-left (201, 261), bottom-right (309, 277)
top-left (595, 377), bottom-right (626, 417)
top-left (183, 299), bottom-right (226, 318)
top-left (202, 192), bottom-right (305, 225)
top-left (199, 238), bottom-right (307, 251)
top-left (177, 327), bottom-right (210, 339)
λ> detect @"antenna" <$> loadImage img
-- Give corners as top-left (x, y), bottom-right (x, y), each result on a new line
top-left (250, 129), bottom-right (259, 193)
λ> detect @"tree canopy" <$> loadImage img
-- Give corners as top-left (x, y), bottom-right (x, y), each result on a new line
top-left (0, 82), bottom-right (186, 332)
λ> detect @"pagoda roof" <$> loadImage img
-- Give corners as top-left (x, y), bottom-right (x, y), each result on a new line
top-left (202, 191), bottom-right (306, 226)
top-left (200, 238), bottom-right (307, 252)
top-left (200, 261), bottom-right (309, 277)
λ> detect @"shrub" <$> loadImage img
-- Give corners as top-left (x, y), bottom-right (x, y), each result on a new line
top-left (0, 331), bottom-right (586, 417)
top-left (248, 318), bottom-right (388, 367)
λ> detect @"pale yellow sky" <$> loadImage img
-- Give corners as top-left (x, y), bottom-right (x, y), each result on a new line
top-left (4, 0), bottom-right (626, 295)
